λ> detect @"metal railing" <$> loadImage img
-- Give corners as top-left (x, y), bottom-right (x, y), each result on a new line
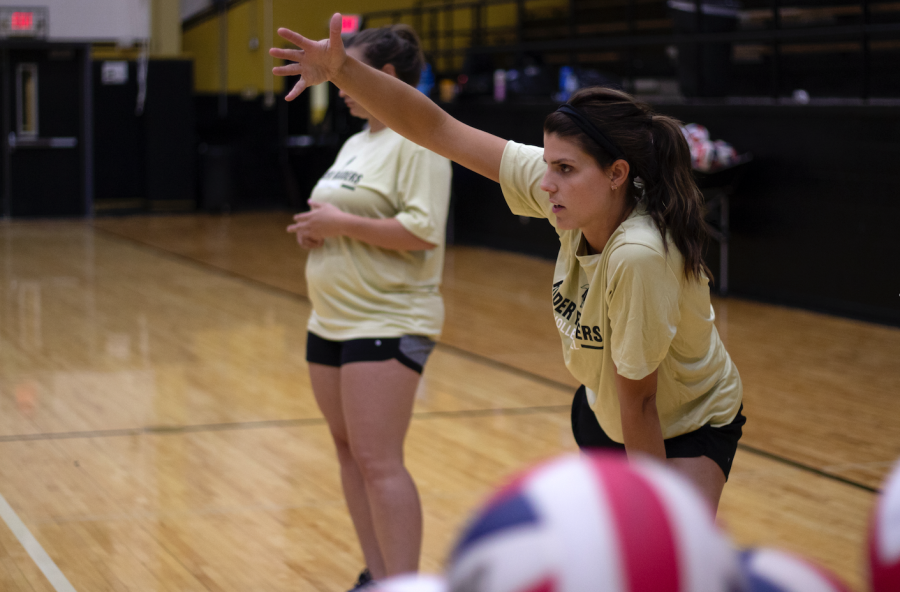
top-left (361, 0), bottom-right (900, 99)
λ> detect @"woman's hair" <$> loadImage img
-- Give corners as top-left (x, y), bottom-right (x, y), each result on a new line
top-left (544, 87), bottom-right (712, 283)
top-left (347, 24), bottom-right (425, 87)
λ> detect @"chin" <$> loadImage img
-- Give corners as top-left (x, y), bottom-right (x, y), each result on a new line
top-left (555, 217), bottom-right (576, 230)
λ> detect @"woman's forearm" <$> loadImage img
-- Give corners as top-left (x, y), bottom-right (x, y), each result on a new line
top-left (619, 395), bottom-right (666, 462)
top-left (615, 368), bottom-right (666, 461)
top-left (339, 214), bottom-right (435, 251)
top-left (332, 58), bottom-right (505, 181)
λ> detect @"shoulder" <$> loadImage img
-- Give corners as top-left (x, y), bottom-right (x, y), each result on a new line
top-left (502, 141), bottom-right (544, 167)
top-left (607, 213), bottom-right (682, 277)
top-left (343, 129), bottom-right (371, 148)
top-left (610, 214), bottom-right (665, 258)
top-left (499, 141), bottom-right (547, 188)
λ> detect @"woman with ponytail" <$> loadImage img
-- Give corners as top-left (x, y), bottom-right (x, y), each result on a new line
top-left (272, 14), bottom-right (743, 514)
top-left (284, 24), bottom-right (452, 590)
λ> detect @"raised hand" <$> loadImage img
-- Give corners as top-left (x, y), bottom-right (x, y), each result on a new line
top-left (270, 13), bottom-right (347, 101)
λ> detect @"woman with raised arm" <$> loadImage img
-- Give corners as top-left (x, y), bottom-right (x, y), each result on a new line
top-left (282, 24), bottom-right (452, 591)
top-left (271, 14), bottom-right (744, 512)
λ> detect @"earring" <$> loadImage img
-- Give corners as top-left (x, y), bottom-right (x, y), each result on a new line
top-left (611, 184), bottom-right (618, 191)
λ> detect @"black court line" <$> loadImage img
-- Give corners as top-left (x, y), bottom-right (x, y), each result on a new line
top-left (0, 406), bottom-right (570, 444)
top-left (90, 225), bottom-right (880, 495)
top-left (737, 444), bottom-right (880, 493)
top-left (0, 418), bottom-right (327, 443)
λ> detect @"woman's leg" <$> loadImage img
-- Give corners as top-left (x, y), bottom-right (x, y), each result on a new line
top-left (668, 456), bottom-right (726, 513)
top-left (340, 359), bottom-right (423, 577)
top-left (308, 362), bottom-right (387, 578)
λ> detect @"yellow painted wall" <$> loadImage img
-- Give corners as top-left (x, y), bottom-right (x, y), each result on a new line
top-left (184, 0), bottom-right (416, 94)
top-left (151, 0), bottom-right (182, 56)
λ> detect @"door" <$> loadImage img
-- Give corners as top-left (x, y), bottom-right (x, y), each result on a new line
top-left (2, 45), bottom-right (86, 217)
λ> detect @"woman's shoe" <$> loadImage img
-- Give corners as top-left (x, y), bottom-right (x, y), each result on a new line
top-left (347, 568), bottom-right (373, 592)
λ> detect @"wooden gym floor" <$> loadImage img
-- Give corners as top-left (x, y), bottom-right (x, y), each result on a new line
top-left (0, 212), bottom-right (898, 591)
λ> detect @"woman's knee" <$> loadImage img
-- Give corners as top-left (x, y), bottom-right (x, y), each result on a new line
top-left (348, 443), bottom-right (404, 485)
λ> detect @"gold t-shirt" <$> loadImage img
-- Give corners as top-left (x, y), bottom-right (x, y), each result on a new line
top-left (499, 140), bottom-right (742, 441)
top-left (305, 127), bottom-right (452, 340)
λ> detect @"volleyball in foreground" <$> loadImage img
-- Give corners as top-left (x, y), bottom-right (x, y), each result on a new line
top-left (739, 548), bottom-right (851, 592)
top-left (869, 459), bottom-right (900, 591)
top-left (371, 574), bottom-right (447, 592)
top-left (447, 452), bottom-right (742, 592)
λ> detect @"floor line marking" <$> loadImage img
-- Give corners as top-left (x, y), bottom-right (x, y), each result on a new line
top-left (0, 492), bottom-right (78, 592)
top-left (737, 444), bottom-right (879, 493)
top-left (0, 405), bottom-right (570, 443)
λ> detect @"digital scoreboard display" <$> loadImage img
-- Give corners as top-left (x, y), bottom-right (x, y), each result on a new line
top-left (0, 7), bottom-right (47, 39)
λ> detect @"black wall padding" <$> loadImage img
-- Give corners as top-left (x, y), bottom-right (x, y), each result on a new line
top-left (93, 61), bottom-right (144, 200)
top-left (144, 61), bottom-right (196, 204)
top-left (93, 60), bottom-right (196, 205)
top-left (194, 94), bottom-right (286, 211)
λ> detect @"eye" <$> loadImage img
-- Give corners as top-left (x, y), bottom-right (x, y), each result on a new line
top-left (559, 164), bottom-right (572, 173)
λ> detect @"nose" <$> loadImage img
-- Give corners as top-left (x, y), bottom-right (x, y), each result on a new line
top-left (539, 171), bottom-right (556, 194)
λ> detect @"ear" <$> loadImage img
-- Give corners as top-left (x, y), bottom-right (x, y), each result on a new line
top-left (609, 159), bottom-right (631, 188)
top-left (381, 63), bottom-right (398, 79)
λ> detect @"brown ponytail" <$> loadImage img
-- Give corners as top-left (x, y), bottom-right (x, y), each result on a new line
top-left (347, 24), bottom-right (425, 87)
top-left (544, 87), bottom-right (712, 283)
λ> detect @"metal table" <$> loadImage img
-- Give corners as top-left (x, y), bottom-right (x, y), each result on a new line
top-left (693, 155), bottom-right (753, 296)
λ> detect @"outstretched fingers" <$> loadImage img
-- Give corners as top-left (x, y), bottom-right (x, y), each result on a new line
top-left (269, 47), bottom-right (303, 62)
top-left (286, 78), bottom-right (308, 101)
top-left (277, 27), bottom-right (313, 50)
top-left (270, 15), bottom-right (346, 101)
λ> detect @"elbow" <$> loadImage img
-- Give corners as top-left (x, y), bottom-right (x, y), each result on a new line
top-left (620, 391), bottom-right (657, 417)
top-left (405, 238), bottom-right (437, 251)
top-left (639, 393), bottom-right (657, 415)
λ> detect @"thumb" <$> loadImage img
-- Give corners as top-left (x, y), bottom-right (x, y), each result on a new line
top-left (329, 13), bottom-right (343, 48)
top-left (308, 200), bottom-right (323, 210)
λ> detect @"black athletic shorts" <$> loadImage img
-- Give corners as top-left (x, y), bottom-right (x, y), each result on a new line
top-left (305, 332), bottom-right (436, 374)
top-left (570, 385), bottom-right (746, 480)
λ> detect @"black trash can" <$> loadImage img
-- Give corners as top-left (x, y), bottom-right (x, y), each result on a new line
top-left (199, 143), bottom-right (236, 212)
top-left (669, 0), bottom-right (740, 97)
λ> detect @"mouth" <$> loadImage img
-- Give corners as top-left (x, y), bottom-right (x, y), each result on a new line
top-left (551, 204), bottom-right (565, 214)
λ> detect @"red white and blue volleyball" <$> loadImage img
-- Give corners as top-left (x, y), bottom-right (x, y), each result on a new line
top-left (739, 548), bottom-right (852, 592)
top-left (446, 452), bottom-right (741, 592)
top-left (869, 459), bottom-right (900, 591)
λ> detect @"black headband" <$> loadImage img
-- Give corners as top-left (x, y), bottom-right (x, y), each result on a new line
top-left (555, 104), bottom-right (627, 163)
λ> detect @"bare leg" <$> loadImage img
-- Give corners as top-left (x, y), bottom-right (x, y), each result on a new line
top-left (308, 363), bottom-right (386, 578)
top-left (341, 359), bottom-right (423, 577)
top-left (669, 456), bottom-right (727, 513)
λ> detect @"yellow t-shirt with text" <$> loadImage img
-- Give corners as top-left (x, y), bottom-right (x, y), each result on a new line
top-left (305, 127), bottom-right (452, 340)
top-left (499, 140), bottom-right (742, 441)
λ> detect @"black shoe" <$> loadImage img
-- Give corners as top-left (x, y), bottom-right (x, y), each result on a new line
top-left (347, 568), bottom-right (373, 592)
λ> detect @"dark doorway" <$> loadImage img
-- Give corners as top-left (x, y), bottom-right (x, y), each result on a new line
top-left (1, 44), bottom-right (90, 217)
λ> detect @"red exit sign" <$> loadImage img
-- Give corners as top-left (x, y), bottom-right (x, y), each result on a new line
top-left (341, 15), bottom-right (361, 34)
top-left (1, 7), bottom-right (47, 39)
top-left (11, 11), bottom-right (33, 31)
